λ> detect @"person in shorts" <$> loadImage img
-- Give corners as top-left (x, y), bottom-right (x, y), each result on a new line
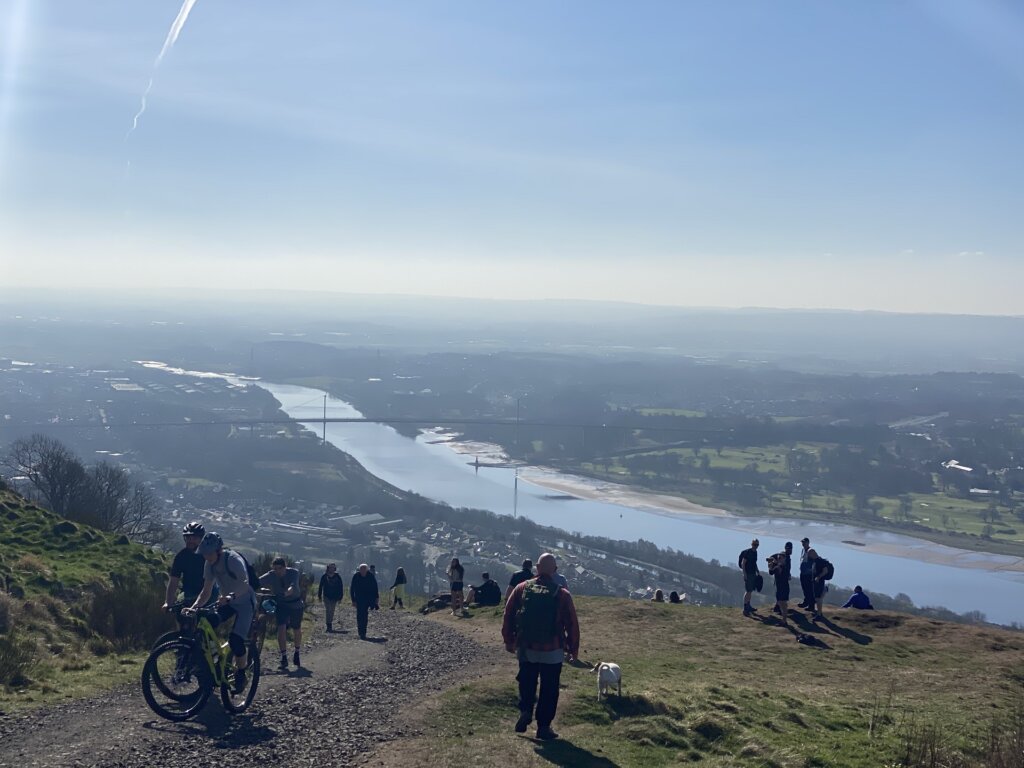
top-left (448, 557), bottom-right (466, 616)
top-left (768, 542), bottom-right (793, 627)
top-left (260, 556), bottom-right (305, 670)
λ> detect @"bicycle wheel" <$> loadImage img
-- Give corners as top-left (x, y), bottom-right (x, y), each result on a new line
top-left (141, 639), bottom-right (211, 721)
top-left (252, 614), bottom-right (268, 655)
top-left (221, 642), bottom-right (261, 714)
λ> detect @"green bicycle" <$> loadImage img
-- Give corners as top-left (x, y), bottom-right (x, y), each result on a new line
top-left (141, 602), bottom-right (262, 721)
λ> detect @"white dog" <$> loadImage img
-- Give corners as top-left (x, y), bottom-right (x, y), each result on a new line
top-left (592, 662), bottom-right (622, 701)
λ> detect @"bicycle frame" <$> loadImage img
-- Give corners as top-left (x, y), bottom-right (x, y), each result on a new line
top-left (192, 614), bottom-right (234, 687)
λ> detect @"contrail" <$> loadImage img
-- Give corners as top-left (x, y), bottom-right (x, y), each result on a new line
top-left (127, 0), bottom-right (199, 139)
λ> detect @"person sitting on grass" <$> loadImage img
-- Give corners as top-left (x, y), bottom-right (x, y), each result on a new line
top-left (467, 572), bottom-right (501, 606)
top-left (669, 591), bottom-right (682, 604)
top-left (651, 589), bottom-right (665, 602)
top-left (842, 585), bottom-right (874, 610)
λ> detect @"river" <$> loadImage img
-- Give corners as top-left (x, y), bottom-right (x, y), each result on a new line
top-left (136, 363), bottom-right (1024, 625)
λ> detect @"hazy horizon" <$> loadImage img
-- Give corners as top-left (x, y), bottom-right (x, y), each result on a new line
top-left (2, 1), bottom-right (1022, 312)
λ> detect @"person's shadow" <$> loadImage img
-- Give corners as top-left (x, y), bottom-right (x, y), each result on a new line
top-left (360, 636), bottom-right (388, 643)
top-left (817, 615), bottom-right (872, 645)
top-left (533, 739), bottom-right (620, 767)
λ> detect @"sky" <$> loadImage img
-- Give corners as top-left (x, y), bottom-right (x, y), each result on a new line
top-left (0, 0), bottom-right (1022, 314)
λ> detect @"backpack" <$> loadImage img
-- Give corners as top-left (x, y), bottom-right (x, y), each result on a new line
top-left (515, 579), bottom-right (559, 646)
top-left (820, 559), bottom-right (835, 581)
top-left (225, 549), bottom-right (260, 589)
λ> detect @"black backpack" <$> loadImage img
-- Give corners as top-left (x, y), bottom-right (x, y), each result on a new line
top-left (820, 559), bottom-right (835, 581)
top-left (516, 579), bottom-right (559, 645)
top-left (225, 549), bottom-right (260, 589)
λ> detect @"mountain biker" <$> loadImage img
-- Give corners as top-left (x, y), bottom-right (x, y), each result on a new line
top-left (162, 521), bottom-right (215, 618)
top-left (187, 532), bottom-right (255, 694)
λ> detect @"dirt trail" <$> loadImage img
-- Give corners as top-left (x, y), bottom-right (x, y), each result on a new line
top-left (0, 607), bottom-right (490, 768)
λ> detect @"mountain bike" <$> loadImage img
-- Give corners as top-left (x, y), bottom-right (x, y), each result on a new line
top-left (141, 602), bottom-right (261, 721)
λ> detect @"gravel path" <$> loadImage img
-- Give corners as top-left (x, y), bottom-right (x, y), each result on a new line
top-left (0, 607), bottom-right (491, 768)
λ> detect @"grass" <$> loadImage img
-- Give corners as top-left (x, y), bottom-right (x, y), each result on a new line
top-left (0, 490), bottom-right (173, 711)
top-left (378, 597), bottom-right (1024, 768)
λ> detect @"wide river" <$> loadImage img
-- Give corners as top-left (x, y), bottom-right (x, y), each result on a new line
top-left (237, 380), bottom-right (1024, 626)
top-left (136, 363), bottom-right (1024, 626)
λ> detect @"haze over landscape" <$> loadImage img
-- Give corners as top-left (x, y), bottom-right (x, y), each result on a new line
top-left (2, 1), bottom-right (1023, 311)
top-left (1, 3), bottom-right (1023, 767)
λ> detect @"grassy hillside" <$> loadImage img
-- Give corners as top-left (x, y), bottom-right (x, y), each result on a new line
top-left (384, 598), bottom-right (1024, 768)
top-left (0, 491), bottom-right (172, 711)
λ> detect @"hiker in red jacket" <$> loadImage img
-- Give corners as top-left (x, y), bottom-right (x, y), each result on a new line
top-left (501, 553), bottom-right (580, 741)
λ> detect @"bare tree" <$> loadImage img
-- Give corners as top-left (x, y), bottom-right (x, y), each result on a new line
top-left (4, 434), bottom-right (87, 519)
top-left (4, 435), bottom-right (168, 545)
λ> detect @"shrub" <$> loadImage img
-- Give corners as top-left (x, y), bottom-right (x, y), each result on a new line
top-left (0, 629), bottom-right (37, 686)
top-left (86, 576), bottom-right (174, 652)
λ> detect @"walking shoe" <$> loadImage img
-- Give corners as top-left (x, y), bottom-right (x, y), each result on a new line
top-left (232, 669), bottom-right (247, 695)
top-left (514, 713), bottom-right (532, 733)
top-left (535, 726), bottom-right (559, 741)
top-left (772, 605), bottom-right (782, 615)
top-left (326, 623), bottom-right (333, 633)
top-left (742, 604), bottom-right (752, 616)
top-left (279, 654), bottom-right (288, 671)
top-left (293, 650), bottom-right (301, 668)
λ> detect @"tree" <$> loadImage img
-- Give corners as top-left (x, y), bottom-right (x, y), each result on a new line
top-left (4, 434), bottom-right (87, 519)
top-left (897, 494), bottom-right (913, 522)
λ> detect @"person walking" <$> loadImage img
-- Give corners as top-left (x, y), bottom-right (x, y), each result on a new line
top-left (260, 557), bottom-right (306, 670)
top-left (501, 552), bottom-right (579, 742)
top-left (739, 538), bottom-right (760, 616)
top-left (798, 537), bottom-right (815, 610)
top-left (390, 567), bottom-right (407, 609)
top-left (317, 563), bottom-right (345, 632)
top-left (350, 563), bottom-right (379, 640)
top-left (448, 557), bottom-right (466, 616)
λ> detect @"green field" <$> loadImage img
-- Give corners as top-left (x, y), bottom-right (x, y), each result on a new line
top-left (382, 597), bottom-right (1024, 768)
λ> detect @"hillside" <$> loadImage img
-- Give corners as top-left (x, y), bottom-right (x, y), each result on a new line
top-left (0, 490), bottom-right (171, 710)
top-left (379, 598), bottom-right (1024, 768)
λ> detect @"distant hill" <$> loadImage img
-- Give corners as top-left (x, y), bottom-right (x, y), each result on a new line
top-left (0, 491), bottom-right (171, 710)
top-left (382, 597), bottom-right (1024, 768)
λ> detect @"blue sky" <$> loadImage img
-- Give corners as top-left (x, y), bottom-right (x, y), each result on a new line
top-left (1, 0), bottom-right (1022, 312)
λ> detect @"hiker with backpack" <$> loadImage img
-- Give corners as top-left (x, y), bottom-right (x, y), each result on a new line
top-left (501, 553), bottom-right (580, 742)
top-left (808, 549), bottom-right (835, 619)
top-left (350, 563), bottom-right (380, 640)
top-left (260, 556), bottom-right (306, 669)
top-left (738, 539), bottom-right (760, 617)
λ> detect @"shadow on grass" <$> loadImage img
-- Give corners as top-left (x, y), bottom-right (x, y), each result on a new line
top-left (817, 616), bottom-right (872, 645)
top-left (534, 738), bottom-right (620, 767)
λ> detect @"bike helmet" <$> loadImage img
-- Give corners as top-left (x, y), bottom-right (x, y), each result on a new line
top-left (261, 598), bottom-right (277, 614)
top-left (181, 520), bottom-right (205, 537)
top-left (196, 531), bottom-right (223, 556)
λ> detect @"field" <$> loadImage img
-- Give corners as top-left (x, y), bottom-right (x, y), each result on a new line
top-left (577, 442), bottom-right (1024, 557)
top-left (378, 597), bottom-right (1024, 768)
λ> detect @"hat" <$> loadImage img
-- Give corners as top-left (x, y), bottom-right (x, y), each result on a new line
top-left (800, 537), bottom-right (810, 543)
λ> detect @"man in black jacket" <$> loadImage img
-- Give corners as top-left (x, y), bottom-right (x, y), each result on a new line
top-left (350, 563), bottom-right (379, 640)
top-left (318, 563), bottom-right (345, 632)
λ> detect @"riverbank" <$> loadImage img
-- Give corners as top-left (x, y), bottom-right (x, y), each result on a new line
top-left (429, 431), bottom-right (1024, 573)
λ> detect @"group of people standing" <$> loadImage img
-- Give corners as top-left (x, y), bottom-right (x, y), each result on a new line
top-left (738, 537), bottom-right (837, 625)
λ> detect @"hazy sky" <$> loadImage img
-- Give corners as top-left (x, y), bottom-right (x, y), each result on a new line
top-left (1, 1), bottom-right (1022, 313)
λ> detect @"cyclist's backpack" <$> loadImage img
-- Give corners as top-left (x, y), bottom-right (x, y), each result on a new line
top-left (225, 549), bottom-right (261, 589)
top-left (820, 559), bottom-right (835, 581)
top-left (515, 579), bottom-right (559, 646)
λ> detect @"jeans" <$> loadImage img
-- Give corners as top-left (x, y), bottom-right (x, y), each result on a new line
top-left (517, 660), bottom-right (562, 728)
top-left (355, 603), bottom-right (370, 637)
top-left (324, 598), bottom-right (339, 626)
